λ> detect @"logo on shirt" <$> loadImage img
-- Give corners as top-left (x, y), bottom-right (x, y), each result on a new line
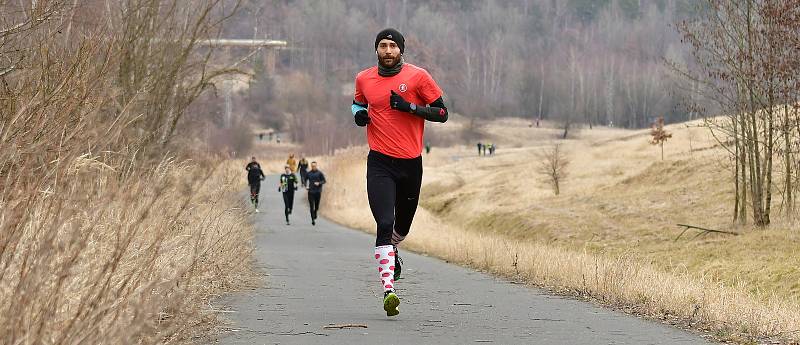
top-left (399, 83), bottom-right (407, 93)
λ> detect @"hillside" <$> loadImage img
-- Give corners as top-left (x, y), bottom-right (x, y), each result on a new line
top-left (423, 119), bottom-right (799, 302)
top-left (321, 118), bottom-right (800, 343)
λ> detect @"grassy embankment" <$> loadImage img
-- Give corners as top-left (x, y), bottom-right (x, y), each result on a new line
top-left (321, 117), bottom-right (800, 344)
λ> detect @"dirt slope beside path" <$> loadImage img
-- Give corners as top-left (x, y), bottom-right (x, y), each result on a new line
top-left (215, 175), bottom-right (711, 344)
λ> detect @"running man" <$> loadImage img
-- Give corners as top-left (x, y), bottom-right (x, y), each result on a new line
top-left (351, 28), bottom-right (448, 316)
top-left (297, 156), bottom-right (309, 187)
top-left (245, 157), bottom-right (265, 212)
top-left (305, 161), bottom-right (326, 226)
top-left (278, 165), bottom-right (298, 225)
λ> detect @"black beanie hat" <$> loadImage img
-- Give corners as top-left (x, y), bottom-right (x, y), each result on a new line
top-left (375, 28), bottom-right (405, 54)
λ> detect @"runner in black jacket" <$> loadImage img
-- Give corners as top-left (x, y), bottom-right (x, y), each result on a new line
top-left (297, 157), bottom-right (309, 187)
top-left (305, 161), bottom-right (326, 226)
top-left (245, 157), bottom-right (265, 212)
top-left (278, 165), bottom-right (299, 225)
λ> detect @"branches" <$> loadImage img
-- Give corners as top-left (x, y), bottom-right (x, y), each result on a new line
top-left (650, 116), bottom-right (672, 160)
top-left (536, 143), bottom-right (569, 196)
top-left (675, 223), bottom-right (739, 241)
top-left (0, 1), bottom-right (243, 342)
top-left (677, 0), bottom-right (800, 226)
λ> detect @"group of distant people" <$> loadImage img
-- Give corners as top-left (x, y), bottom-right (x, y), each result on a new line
top-left (257, 131), bottom-right (282, 144)
top-left (476, 142), bottom-right (497, 156)
top-left (244, 154), bottom-right (327, 226)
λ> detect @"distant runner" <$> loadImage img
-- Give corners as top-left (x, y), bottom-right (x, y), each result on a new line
top-left (245, 156), bottom-right (265, 212)
top-left (278, 165), bottom-right (298, 225)
top-left (305, 161), bottom-right (326, 226)
top-left (297, 156), bottom-right (309, 187)
top-left (286, 154), bottom-right (297, 173)
top-left (352, 28), bottom-right (448, 316)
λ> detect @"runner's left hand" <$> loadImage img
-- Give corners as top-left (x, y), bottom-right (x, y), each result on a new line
top-left (390, 90), bottom-right (413, 113)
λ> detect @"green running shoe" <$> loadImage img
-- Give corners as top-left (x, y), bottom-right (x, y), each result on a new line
top-left (383, 291), bottom-right (400, 317)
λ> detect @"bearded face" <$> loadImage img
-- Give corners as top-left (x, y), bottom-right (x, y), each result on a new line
top-left (376, 39), bottom-right (402, 68)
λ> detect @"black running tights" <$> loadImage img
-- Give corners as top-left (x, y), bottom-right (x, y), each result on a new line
top-left (366, 150), bottom-right (423, 247)
top-left (283, 191), bottom-right (294, 219)
top-left (308, 192), bottom-right (321, 220)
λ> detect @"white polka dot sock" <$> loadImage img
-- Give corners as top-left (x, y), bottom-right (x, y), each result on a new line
top-left (375, 245), bottom-right (396, 292)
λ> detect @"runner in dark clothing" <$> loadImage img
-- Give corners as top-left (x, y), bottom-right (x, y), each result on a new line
top-left (477, 142), bottom-right (482, 156)
top-left (297, 157), bottom-right (309, 188)
top-left (245, 157), bottom-right (265, 212)
top-left (279, 165), bottom-right (298, 225)
top-left (352, 28), bottom-right (448, 316)
top-left (305, 161), bottom-right (326, 226)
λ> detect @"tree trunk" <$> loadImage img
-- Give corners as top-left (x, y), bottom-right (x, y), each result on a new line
top-left (538, 63), bottom-right (544, 122)
top-left (783, 103), bottom-right (792, 216)
top-left (733, 115), bottom-right (740, 223)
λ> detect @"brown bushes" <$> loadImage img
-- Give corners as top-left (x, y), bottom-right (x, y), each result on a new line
top-left (1, 1), bottom-right (254, 343)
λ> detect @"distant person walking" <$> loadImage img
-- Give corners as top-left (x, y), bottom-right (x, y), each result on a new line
top-left (425, 143), bottom-right (431, 154)
top-left (477, 142), bottom-right (482, 156)
top-left (352, 28), bottom-right (448, 316)
top-left (245, 156), bottom-right (265, 212)
top-left (279, 165), bottom-right (299, 225)
top-left (286, 154), bottom-right (297, 173)
top-left (305, 161), bottom-right (326, 226)
top-left (297, 156), bottom-right (310, 187)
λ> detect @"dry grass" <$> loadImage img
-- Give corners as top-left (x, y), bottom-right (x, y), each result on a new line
top-left (0, 156), bottom-right (257, 344)
top-left (321, 119), bottom-right (800, 344)
top-left (0, 2), bottom-right (258, 343)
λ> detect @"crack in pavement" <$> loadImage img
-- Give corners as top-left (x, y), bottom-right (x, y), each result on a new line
top-left (225, 328), bottom-right (329, 337)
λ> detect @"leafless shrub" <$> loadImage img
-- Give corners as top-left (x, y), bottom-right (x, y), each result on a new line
top-left (0, 1), bottom-right (252, 343)
top-left (536, 144), bottom-right (570, 195)
top-left (649, 117), bottom-right (672, 160)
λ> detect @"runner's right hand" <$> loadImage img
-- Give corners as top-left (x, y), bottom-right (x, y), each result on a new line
top-left (354, 109), bottom-right (370, 126)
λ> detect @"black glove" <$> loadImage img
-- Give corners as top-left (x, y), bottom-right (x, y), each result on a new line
top-left (354, 109), bottom-right (370, 126)
top-left (390, 90), bottom-right (414, 113)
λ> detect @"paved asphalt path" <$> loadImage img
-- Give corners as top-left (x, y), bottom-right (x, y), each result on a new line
top-left (216, 175), bottom-right (710, 345)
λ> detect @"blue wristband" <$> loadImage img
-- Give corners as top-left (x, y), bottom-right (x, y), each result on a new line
top-left (351, 103), bottom-right (367, 116)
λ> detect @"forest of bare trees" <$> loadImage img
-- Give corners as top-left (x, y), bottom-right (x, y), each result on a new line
top-left (210, 0), bottom-right (706, 153)
top-left (679, 0), bottom-right (800, 226)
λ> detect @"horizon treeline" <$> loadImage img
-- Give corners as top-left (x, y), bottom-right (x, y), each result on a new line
top-left (210, 0), bottom-right (707, 153)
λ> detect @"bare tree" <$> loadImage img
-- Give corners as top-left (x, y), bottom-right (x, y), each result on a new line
top-left (537, 143), bottom-right (570, 195)
top-left (0, 1), bottom-right (245, 343)
top-left (650, 117), bottom-right (673, 160)
top-left (677, 0), bottom-right (800, 226)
